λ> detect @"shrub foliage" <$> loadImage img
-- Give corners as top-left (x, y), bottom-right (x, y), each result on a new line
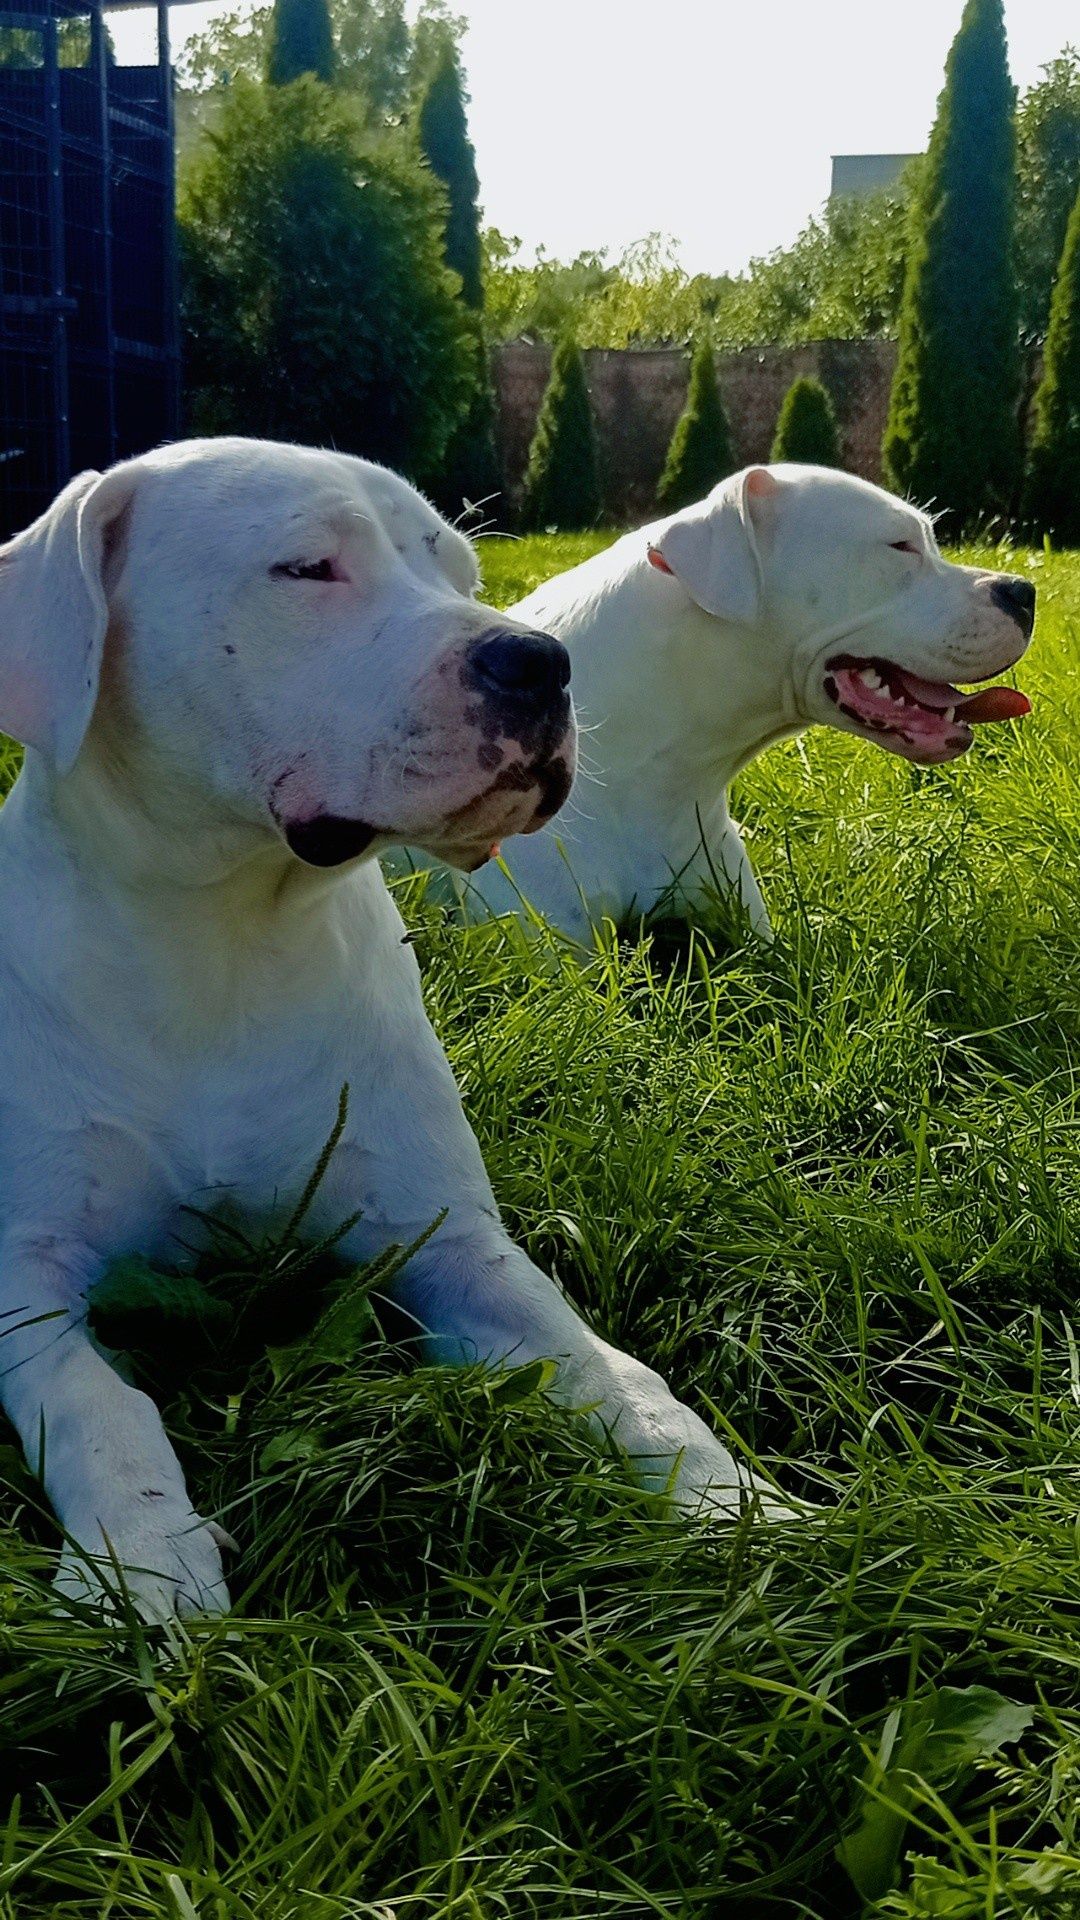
top-left (179, 77), bottom-right (472, 478)
top-left (883, 0), bottom-right (1021, 532)
top-left (771, 376), bottom-right (843, 467)
top-left (520, 335), bottom-right (601, 531)
top-left (656, 338), bottom-right (735, 513)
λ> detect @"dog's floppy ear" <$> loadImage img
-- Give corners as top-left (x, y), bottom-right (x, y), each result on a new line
top-left (655, 467), bottom-right (781, 625)
top-left (0, 463), bottom-right (135, 773)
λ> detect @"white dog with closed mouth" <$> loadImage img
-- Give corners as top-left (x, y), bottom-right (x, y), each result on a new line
top-left (0, 436), bottom-right (795, 1623)
top-left (447, 465), bottom-right (1035, 940)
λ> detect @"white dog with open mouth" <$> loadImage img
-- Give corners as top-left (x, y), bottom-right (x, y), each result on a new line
top-left (0, 437), bottom-right (795, 1622)
top-left (448, 465), bottom-right (1035, 939)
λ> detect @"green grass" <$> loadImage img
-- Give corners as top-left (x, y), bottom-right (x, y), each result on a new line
top-left (3, 539), bottom-right (1080, 1916)
top-left (475, 529), bottom-right (610, 606)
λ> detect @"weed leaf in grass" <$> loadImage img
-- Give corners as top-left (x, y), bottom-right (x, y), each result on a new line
top-left (881, 1851), bottom-right (1073, 1913)
top-left (90, 1256), bottom-right (233, 1335)
top-left (838, 1684), bottom-right (1034, 1901)
top-left (488, 1355), bottom-right (557, 1404)
top-left (257, 1426), bottom-right (324, 1473)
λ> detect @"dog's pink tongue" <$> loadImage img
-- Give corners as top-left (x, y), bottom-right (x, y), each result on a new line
top-left (893, 667), bottom-right (1031, 726)
top-left (893, 668), bottom-right (961, 711)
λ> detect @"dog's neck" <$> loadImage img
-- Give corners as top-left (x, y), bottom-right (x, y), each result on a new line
top-left (13, 743), bottom-right (369, 1024)
top-left (568, 553), bottom-right (801, 833)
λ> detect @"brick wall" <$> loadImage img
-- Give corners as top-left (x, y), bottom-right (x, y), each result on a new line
top-left (493, 338), bottom-right (899, 523)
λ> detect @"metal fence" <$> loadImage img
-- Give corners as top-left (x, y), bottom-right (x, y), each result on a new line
top-left (0, 0), bottom-right (179, 538)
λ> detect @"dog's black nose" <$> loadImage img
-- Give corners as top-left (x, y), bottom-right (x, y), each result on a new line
top-left (470, 631), bottom-right (571, 705)
top-left (990, 574), bottom-right (1037, 638)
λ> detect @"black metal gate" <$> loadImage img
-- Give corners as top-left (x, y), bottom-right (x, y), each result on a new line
top-left (0, 0), bottom-right (179, 539)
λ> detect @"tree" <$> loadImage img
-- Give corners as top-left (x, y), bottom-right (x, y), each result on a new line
top-left (1016, 48), bottom-right (1080, 342)
top-left (179, 77), bottom-right (472, 478)
top-left (416, 37), bottom-right (481, 307)
top-left (266, 0), bottom-right (335, 85)
top-left (520, 335), bottom-right (601, 531)
top-left (413, 36), bottom-right (498, 517)
top-left (656, 339), bottom-right (735, 512)
top-left (1022, 184), bottom-right (1080, 542)
top-left (883, 0), bottom-right (1020, 533)
top-left (771, 376), bottom-right (842, 467)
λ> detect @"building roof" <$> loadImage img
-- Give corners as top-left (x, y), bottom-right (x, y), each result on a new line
top-left (830, 153), bottom-right (918, 198)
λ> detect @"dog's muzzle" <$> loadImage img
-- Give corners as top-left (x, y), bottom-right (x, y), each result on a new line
top-left (281, 628), bottom-right (576, 871)
top-left (803, 570), bottom-right (1036, 767)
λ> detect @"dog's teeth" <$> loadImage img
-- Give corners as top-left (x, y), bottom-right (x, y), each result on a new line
top-left (858, 668), bottom-right (883, 691)
top-left (943, 706), bottom-right (956, 723)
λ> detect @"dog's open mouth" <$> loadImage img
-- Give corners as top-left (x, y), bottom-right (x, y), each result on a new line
top-left (823, 654), bottom-right (1031, 765)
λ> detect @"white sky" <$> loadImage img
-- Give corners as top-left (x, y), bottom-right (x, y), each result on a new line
top-left (110, 0), bottom-right (1078, 277)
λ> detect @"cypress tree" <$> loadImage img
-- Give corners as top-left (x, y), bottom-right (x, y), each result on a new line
top-left (656, 338), bottom-right (735, 512)
top-left (520, 336), bottom-right (601, 532)
top-left (415, 38), bottom-right (499, 519)
top-left (416, 39), bottom-right (482, 309)
top-left (267, 0), bottom-right (335, 85)
top-left (1023, 184), bottom-right (1080, 543)
top-left (883, 0), bottom-right (1020, 533)
top-left (771, 376), bottom-right (842, 467)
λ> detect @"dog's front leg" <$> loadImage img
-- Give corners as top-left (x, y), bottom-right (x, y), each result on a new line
top-left (0, 1238), bottom-right (230, 1619)
top-left (392, 1219), bottom-right (796, 1520)
top-left (701, 819), bottom-right (773, 941)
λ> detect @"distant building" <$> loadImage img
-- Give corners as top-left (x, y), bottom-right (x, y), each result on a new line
top-left (830, 154), bottom-right (918, 200)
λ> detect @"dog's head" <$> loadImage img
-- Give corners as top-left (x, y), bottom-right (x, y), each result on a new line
top-left (0, 439), bottom-right (576, 870)
top-left (649, 464), bottom-right (1034, 766)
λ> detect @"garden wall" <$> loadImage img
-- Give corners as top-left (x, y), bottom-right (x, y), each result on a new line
top-left (492, 338), bottom-right (899, 523)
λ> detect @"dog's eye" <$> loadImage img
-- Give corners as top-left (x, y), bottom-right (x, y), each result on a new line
top-left (889, 539), bottom-right (920, 556)
top-left (271, 557), bottom-right (339, 582)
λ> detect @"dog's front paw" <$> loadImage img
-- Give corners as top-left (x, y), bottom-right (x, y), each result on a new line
top-left (54, 1493), bottom-right (234, 1622)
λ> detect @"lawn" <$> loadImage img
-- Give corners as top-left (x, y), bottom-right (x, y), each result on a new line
top-left (2, 536), bottom-right (1080, 1918)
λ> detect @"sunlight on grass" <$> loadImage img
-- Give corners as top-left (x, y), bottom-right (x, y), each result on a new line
top-left (1, 543), bottom-right (1080, 1915)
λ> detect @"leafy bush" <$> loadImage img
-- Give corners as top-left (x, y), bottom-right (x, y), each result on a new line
top-left (656, 338), bottom-right (735, 512)
top-left (1023, 183), bottom-right (1080, 543)
top-left (771, 376), bottom-right (842, 467)
top-left (179, 76), bottom-right (473, 478)
top-left (519, 335), bottom-right (601, 531)
top-left (883, 0), bottom-right (1021, 532)
top-left (482, 198), bottom-right (914, 354)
